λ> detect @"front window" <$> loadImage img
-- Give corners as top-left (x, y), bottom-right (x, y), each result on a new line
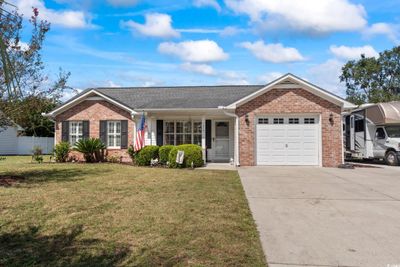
top-left (385, 126), bottom-right (400, 138)
top-left (69, 121), bottom-right (83, 145)
top-left (164, 121), bottom-right (202, 146)
top-left (376, 128), bottom-right (386, 139)
top-left (107, 121), bottom-right (121, 147)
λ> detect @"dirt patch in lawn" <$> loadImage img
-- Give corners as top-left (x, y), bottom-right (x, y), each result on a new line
top-left (0, 175), bottom-right (25, 187)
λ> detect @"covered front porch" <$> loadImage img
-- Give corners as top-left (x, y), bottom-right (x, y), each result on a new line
top-left (137, 109), bottom-right (239, 165)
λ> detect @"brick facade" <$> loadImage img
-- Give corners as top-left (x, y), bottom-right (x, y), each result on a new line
top-left (55, 100), bottom-right (134, 161)
top-left (236, 88), bottom-right (343, 167)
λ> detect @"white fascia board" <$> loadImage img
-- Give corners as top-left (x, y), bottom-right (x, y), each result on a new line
top-left (226, 73), bottom-right (356, 110)
top-left (46, 90), bottom-right (137, 117)
top-left (136, 108), bottom-right (221, 111)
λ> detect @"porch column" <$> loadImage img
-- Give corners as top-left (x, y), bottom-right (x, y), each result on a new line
top-left (201, 116), bottom-right (206, 163)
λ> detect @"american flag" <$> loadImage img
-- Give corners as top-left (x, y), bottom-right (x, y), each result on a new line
top-left (134, 113), bottom-right (147, 152)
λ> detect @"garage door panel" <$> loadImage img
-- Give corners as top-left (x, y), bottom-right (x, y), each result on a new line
top-left (256, 116), bottom-right (319, 166)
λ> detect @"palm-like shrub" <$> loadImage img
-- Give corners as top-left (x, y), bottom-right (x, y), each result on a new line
top-left (73, 138), bottom-right (106, 163)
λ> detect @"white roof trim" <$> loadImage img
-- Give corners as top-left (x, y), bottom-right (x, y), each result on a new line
top-left (45, 89), bottom-right (137, 117)
top-left (226, 74), bottom-right (356, 110)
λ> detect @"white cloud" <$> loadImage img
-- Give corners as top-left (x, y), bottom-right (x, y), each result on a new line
top-left (363, 23), bottom-right (400, 44)
top-left (258, 72), bottom-right (283, 83)
top-left (194, 0), bottom-right (221, 12)
top-left (225, 0), bottom-right (367, 34)
top-left (122, 13), bottom-right (180, 38)
top-left (181, 62), bottom-right (217, 75)
top-left (220, 26), bottom-right (245, 36)
top-left (158, 40), bottom-right (229, 63)
top-left (14, 0), bottom-right (93, 29)
top-left (307, 59), bottom-right (346, 96)
top-left (240, 41), bottom-right (305, 63)
top-left (107, 0), bottom-right (139, 7)
top-left (106, 81), bottom-right (122, 87)
top-left (329, 45), bottom-right (378, 60)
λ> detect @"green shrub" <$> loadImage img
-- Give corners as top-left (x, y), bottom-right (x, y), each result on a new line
top-left (107, 154), bottom-right (120, 163)
top-left (135, 145), bottom-right (159, 166)
top-left (32, 146), bottom-right (43, 163)
top-left (73, 138), bottom-right (106, 163)
top-left (159, 145), bottom-right (174, 164)
top-left (127, 146), bottom-right (136, 163)
top-left (54, 142), bottom-right (70, 162)
top-left (168, 144), bottom-right (203, 168)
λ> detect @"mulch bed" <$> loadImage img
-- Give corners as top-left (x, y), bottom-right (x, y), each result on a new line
top-left (0, 175), bottom-right (26, 187)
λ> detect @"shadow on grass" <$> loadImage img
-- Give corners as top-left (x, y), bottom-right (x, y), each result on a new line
top-left (0, 167), bottom-right (111, 187)
top-left (0, 225), bottom-right (130, 267)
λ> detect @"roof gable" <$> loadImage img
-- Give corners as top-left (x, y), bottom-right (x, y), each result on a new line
top-left (226, 73), bottom-right (356, 110)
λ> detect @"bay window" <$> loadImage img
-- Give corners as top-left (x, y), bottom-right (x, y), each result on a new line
top-left (107, 121), bottom-right (121, 148)
top-left (164, 121), bottom-right (202, 146)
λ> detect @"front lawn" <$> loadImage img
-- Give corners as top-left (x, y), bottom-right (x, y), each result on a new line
top-left (0, 157), bottom-right (265, 266)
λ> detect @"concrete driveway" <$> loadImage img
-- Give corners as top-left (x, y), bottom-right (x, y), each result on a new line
top-left (239, 166), bottom-right (400, 267)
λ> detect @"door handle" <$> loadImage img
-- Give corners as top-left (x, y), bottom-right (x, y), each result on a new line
top-left (285, 144), bottom-right (288, 148)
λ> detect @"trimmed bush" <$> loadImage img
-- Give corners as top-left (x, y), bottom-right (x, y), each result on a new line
top-left (159, 145), bottom-right (174, 164)
top-left (168, 144), bottom-right (203, 168)
top-left (54, 142), bottom-right (71, 162)
top-left (135, 145), bottom-right (159, 166)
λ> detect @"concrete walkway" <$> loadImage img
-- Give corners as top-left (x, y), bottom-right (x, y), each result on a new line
top-left (239, 166), bottom-right (400, 267)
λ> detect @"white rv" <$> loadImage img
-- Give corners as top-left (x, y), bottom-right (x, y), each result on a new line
top-left (344, 101), bottom-right (400, 166)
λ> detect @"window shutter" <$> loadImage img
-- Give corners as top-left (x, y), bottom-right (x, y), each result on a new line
top-left (206, 120), bottom-right (212, 149)
top-left (100, 121), bottom-right (107, 145)
top-left (62, 121), bottom-right (69, 142)
top-left (156, 120), bottom-right (163, 146)
top-left (121, 120), bottom-right (128, 149)
top-left (82, 121), bottom-right (90, 139)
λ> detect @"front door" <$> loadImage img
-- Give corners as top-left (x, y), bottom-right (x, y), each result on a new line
top-left (373, 127), bottom-right (387, 158)
top-left (214, 121), bottom-right (230, 161)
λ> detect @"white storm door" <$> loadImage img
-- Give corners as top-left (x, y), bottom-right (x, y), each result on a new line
top-left (214, 121), bottom-right (230, 160)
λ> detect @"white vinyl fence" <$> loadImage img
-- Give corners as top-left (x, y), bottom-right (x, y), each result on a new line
top-left (0, 135), bottom-right (54, 155)
top-left (16, 136), bottom-right (54, 155)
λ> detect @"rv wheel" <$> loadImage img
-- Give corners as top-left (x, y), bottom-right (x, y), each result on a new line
top-left (385, 151), bottom-right (399, 166)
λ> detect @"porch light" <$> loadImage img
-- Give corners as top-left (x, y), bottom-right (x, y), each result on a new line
top-left (329, 113), bottom-right (334, 124)
top-left (245, 114), bottom-right (250, 126)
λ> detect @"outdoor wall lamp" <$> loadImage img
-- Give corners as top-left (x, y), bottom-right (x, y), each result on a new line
top-left (329, 113), bottom-right (334, 125)
top-left (245, 114), bottom-right (250, 126)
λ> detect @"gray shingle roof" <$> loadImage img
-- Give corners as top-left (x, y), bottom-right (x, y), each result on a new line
top-left (94, 85), bottom-right (264, 109)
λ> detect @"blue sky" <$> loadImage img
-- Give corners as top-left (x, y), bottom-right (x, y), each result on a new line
top-left (8, 0), bottom-right (400, 98)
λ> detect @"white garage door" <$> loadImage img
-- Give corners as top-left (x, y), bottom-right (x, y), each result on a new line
top-left (256, 116), bottom-right (320, 165)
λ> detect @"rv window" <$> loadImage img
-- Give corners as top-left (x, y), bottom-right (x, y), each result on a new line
top-left (376, 128), bottom-right (386, 139)
top-left (354, 119), bottom-right (364, 132)
top-left (386, 126), bottom-right (400, 138)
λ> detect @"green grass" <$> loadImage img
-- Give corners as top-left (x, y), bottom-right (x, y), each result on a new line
top-left (0, 156), bottom-right (266, 266)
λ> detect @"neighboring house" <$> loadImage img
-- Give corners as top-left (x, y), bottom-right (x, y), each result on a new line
top-left (0, 123), bottom-right (24, 155)
top-left (45, 73), bottom-right (356, 167)
top-left (0, 121), bottom-right (54, 155)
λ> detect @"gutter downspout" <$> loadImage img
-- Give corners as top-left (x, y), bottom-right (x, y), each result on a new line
top-left (219, 106), bottom-right (240, 167)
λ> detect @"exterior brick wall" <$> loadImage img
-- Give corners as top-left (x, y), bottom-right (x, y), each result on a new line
top-left (55, 100), bottom-right (134, 162)
top-left (236, 88), bottom-right (343, 167)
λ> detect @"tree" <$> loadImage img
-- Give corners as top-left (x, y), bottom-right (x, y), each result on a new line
top-left (0, 1), bottom-right (71, 134)
top-left (340, 46), bottom-right (400, 105)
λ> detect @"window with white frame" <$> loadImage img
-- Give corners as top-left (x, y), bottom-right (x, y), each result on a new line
top-left (107, 121), bottom-right (121, 148)
top-left (193, 122), bottom-right (202, 146)
top-left (69, 121), bottom-right (83, 145)
top-left (164, 121), bottom-right (202, 146)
